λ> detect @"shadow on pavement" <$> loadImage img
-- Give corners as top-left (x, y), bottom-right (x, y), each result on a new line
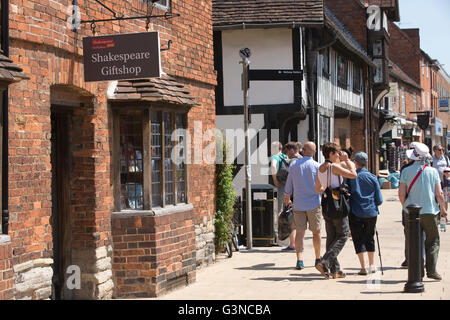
top-left (344, 267), bottom-right (400, 272)
top-left (360, 291), bottom-right (405, 295)
top-left (251, 274), bottom-right (327, 282)
top-left (235, 263), bottom-right (293, 271)
top-left (337, 279), bottom-right (405, 285)
top-left (239, 249), bottom-right (292, 254)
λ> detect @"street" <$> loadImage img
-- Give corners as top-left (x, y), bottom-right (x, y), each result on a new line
top-left (148, 189), bottom-right (449, 300)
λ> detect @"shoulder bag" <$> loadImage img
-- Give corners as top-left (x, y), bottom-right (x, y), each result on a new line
top-left (405, 165), bottom-right (427, 199)
top-left (321, 164), bottom-right (350, 219)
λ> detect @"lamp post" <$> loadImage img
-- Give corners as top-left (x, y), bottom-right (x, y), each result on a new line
top-left (239, 48), bottom-right (252, 249)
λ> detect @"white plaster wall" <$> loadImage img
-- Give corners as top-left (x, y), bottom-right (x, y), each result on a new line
top-left (222, 28), bottom-right (294, 106)
top-left (216, 114), bottom-right (271, 196)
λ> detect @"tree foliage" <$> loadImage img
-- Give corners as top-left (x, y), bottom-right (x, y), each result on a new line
top-left (214, 141), bottom-right (236, 253)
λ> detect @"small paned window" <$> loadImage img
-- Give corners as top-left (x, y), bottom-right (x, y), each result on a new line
top-left (120, 112), bottom-right (144, 210)
top-left (353, 66), bottom-right (362, 93)
top-left (337, 55), bottom-right (348, 88)
top-left (115, 109), bottom-right (188, 212)
top-left (164, 112), bottom-right (174, 205)
top-left (151, 111), bottom-right (162, 207)
top-left (176, 114), bottom-right (187, 204)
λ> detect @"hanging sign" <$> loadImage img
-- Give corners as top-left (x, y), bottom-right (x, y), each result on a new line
top-left (83, 32), bottom-right (161, 82)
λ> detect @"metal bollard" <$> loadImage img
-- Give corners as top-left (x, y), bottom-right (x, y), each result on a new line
top-left (404, 204), bottom-right (424, 293)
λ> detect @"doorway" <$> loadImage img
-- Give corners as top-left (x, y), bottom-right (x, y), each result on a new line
top-left (50, 108), bottom-right (73, 300)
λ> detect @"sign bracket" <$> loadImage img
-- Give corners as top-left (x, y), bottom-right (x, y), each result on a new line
top-left (75, 0), bottom-right (180, 35)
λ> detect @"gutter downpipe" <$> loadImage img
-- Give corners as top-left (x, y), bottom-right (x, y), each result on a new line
top-left (2, 0), bottom-right (9, 235)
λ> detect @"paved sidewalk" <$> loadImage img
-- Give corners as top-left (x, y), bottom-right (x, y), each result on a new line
top-left (150, 189), bottom-right (449, 300)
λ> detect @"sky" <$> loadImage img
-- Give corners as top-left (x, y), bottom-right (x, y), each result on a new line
top-left (396, 0), bottom-right (450, 75)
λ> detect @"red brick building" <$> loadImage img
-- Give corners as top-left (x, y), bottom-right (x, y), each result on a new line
top-left (1, 0), bottom-right (216, 299)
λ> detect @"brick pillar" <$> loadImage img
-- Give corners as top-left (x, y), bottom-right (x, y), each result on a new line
top-left (70, 99), bottom-right (114, 300)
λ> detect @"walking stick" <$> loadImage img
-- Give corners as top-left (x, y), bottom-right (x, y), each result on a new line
top-left (375, 227), bottom-right (384, 275)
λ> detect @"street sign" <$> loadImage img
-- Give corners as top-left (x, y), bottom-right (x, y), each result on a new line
top-left (439, 99), bottom-right (449, 112)
top-left (382, 130), bottom-right (392, 144)
top-left (403, 128), bottom-right (413, 140)
top-left (248, 69), bottom-right (303, 81)
top-left (83, 32), bottom-right (161, 82)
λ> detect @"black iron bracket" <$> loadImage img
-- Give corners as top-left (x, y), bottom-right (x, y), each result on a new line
top-left (76, 0), bottom-right (180, 33)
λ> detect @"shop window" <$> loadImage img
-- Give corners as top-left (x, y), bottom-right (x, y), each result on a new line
top-left (115, 109), bottom-right (187, 211)
top-left (337, 55), bottom-right (348, 89)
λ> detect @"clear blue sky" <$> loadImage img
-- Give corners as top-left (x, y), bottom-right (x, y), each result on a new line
top-left (396, 0), bottom-right (450, 75)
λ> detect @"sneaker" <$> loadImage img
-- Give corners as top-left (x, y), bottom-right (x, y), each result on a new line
top-left (369, 265), bottom-right (377, 274)
top-left (296, 260), bottom-right (304, 270)
top-left (427, 273), bottom-right (442, 281)
top-left (401, 260), bottom-right (408, 268)
top-left (281, 246), bottom-right (295, 251)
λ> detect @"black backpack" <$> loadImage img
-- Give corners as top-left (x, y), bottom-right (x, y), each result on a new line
top-left (276, 157), bottom-right (291, 184)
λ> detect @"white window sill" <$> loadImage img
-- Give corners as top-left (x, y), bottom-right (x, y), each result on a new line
top-left (112, 203), bottom-right (193, 218)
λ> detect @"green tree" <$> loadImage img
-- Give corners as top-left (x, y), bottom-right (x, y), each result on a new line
top-left (214, 140), bottom-right (236, 253)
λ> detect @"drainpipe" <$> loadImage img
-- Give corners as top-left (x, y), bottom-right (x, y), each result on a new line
top-left (2, 0), bottom-right (9, 234)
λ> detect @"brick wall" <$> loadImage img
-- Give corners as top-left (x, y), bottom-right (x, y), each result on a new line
top-left (8, 0), bottom-right (216, 299)
top-left (111, 206), bottom-right (196, 298)
top-left (0, 236), bottom-right (14, 300)
top-left (389, 22), bottom-right (421, 85)
top-left (334, 117), bottom-right (366, 155)
top-left (324, 0), bottom-right (368, 52)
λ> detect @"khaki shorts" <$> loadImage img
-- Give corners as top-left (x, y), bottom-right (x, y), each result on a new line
top-left (293, 206), bottom-right (322, 232)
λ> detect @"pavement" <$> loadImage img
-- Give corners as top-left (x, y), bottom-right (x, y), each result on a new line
top-left (147, 189), bottom-right (450, 300)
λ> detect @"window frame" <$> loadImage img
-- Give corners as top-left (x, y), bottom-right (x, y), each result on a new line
top-left (352, 65), bottom-right (362, 94)
top-left (321, 48), bottom-right (330, 79)
top-left (337, 54), bottom-right (348, 89)
top-left (112, 105), bottom-right (189, 212)
top-left (153, 0), bottom-right (170, 11)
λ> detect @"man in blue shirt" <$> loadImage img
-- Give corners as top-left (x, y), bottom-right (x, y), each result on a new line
top-left (284, 142), bottom-right (321, 270)
top-left (399, 142), bottom-right (447, 281)
top-left (348, 152), bottom-right (383, 275)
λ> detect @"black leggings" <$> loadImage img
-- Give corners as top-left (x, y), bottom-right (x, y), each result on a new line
top-left (349, 213), bottom-right (377, 254)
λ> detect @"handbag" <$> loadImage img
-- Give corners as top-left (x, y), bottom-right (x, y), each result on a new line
top-left (321, 165), bottom-right (350, 219)
top-left (278, 205), bottom-right (294, 241)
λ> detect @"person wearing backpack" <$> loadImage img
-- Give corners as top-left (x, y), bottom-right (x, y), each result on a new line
top-left (270, 141), bottom-right (289, 245)
top-left (399, 142), bottom-right (447, 281)
top-left (280, 142), bottom-right (303, 251)
top-left (432, 144), bottom-right (450, 182)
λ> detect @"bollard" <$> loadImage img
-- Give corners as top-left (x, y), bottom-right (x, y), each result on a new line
top-left (404, 204), bottom-right (424, 293)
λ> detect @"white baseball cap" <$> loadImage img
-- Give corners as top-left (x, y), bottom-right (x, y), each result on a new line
top-left (406, 142), bottom-right (430, 160)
